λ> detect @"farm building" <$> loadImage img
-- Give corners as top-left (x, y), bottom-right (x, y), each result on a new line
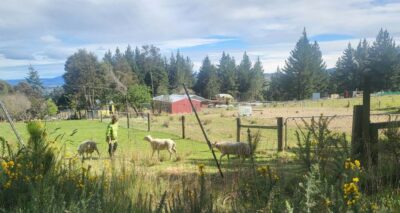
top-left (153, 94), bottom-right (208, 114)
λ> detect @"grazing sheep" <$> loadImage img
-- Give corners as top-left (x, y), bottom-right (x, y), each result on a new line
top-left (212, 141), bottom-right (251, 164)
top-left (144, 135), bottom-right (177, 160)
top-left (77, 140), bottom-right (100, 160)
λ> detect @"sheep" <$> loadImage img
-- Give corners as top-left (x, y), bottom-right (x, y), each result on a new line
top-left (212, 141), bottom-right (251, 164)
top-left (143, 135), bottom-right (177, 160)
top-left (77, 140), bottom-right (100, 160)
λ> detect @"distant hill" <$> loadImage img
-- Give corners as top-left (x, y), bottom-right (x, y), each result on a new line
top-left (6, 76), bottom-right (64, 88)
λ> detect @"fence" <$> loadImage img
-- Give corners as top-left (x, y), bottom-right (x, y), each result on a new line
top-left (236, 117), bottom-right (283, 151)
top-left (283, 113), bottom-right (400, 149)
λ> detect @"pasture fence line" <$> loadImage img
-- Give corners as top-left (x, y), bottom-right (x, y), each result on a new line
top-left (236, 117), bottom-right (284, 152)
top-left (283, 113), bottom-right (400, 149)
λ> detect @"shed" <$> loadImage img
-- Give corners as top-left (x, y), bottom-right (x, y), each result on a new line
top-left (153, 94), bottom-right (207, 114)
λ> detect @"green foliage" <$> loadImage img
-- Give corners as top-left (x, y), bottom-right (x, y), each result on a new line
top-left (26, 65), bottom-right (44, 96)
top-left (127, 85), bottom-right (152, 110)
top-left (168, 51), bottom-right (195, 93)
top-left (368, 29), bottom-right (399, 91)
top-left (46, 99), bottom-right (58, 116)
top-left (279, 29), bottom-right (328, 100)
top-left (63, 49), bottom-right (106, 111)
top-left (217, 52), bottom-right (237, 97)
top-left (331, 43), bottom-right (359, 94)
top-left (194, 56), bottom-right (220, 99)
top-left (0, 80), bottom-right (13, 96)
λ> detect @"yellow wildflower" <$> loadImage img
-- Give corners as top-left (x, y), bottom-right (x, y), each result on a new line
top-left (8, 161), bottom-right (14, 167)
top-left (1, 161), bottom-right (8, 169)
top-left (352, 177), bottom-right (359, 183)
top-left (325, 199), bottom-right (332, 206)
top-left (354, 160), bottom-right (361, 168)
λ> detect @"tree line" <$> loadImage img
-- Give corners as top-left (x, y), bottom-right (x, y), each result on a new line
top-left (60, 45), bottom-right (266, 113)
top-left (1, 28), bottom-right (399, 118)
top-left (266, 29), bottom-right (400, 101)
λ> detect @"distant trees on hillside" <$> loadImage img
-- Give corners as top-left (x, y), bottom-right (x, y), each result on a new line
top-left (0, 66), bottom-right (59, 120)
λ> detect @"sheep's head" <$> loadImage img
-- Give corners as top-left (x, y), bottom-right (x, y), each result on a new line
top-left (143, 135), bottom-right (152, 142)
top-left (212, 142), bottom-right (220, 148)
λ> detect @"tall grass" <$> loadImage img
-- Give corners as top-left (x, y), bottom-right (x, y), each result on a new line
top-left (1, 118), bottom-right (400, 212)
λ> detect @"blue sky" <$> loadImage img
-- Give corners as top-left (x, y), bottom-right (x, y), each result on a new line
top-left (0, 0), bottom-right (399, 80)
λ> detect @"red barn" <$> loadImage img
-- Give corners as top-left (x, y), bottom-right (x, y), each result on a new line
top-left (153, 94), bottom-right (207, 114)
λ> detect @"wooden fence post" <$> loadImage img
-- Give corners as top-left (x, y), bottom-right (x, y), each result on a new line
top-left (147, 113), bottom-right (150, 132)
top-left (126, 112), bottom-right (130, 129)
top-left (369, 126), bottom-right (378, 166)
top-left (351, 105), bottom-right (364, 159)
top-left (236, 117), bottom-right (241, 142)
top-left (181, 115), bottom-right (185, 139)
top-left (277, 117), bottom-right (283, 152)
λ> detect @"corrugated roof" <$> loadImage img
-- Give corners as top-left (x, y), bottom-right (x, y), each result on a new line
top-left (153, 94), bottom-right (207, 103)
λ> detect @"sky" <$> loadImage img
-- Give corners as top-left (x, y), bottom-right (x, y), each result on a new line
top-left (0, 0), bottom-right (399, 80)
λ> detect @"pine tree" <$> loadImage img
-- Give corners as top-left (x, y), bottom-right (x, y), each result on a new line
top-left (194, 56), bottom-right (219, 99)
top-left (247, 57), bottom-right (265, 100)
top-left (354, 39), bottom-right (369, 90)
top-left (141, 45), bottom-right (169, 96)
top-left (282, 29), bottom-right (327, 100)
top-left (237, 52), bottom-right (252, 100)
top-left (26, 65), bottom-right (44, 95)
top-left (332, 43), bottom-right (358, 94)
top-left (368, 29), bottom-right (398, 91)
top-left (167, 51), bottom-right (194, 93)
top-left (125, 45), bottom-right (140, 77)
top-left (217, 52), bottom-right (237, 97)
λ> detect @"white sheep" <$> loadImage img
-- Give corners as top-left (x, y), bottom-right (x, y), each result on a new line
top-left (77, 140), bottom-right (100, 160)
top-left (143, 135), bottom-right (177, 160)
top-left (212, 141), bottom-right (251, 164)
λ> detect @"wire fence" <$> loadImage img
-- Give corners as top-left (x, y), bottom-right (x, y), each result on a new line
top-left (284, 113), bottom-right (400, 148)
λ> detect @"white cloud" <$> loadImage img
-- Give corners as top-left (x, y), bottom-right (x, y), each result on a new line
top-left (40, 35), bottom-right (60, 43)
top-left (0, 0), bottom-right (400, 78)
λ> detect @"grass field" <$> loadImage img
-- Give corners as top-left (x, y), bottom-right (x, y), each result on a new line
top-left (1, 95), bottom-right (400, 211)
top-left (2, 95), bottom-right (398, 174)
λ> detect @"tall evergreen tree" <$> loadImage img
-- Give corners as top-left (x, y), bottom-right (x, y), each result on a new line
top-left (217, 52), bottom-right (237, 97)
top-left (194, 56), bottom-right (219, 99)
top-left (332, 43), bottom-right (358, 94)
top-left (368, 29), bottom-right (398, 91)
top-left (247, 57), bottom-right (265, 100)
top-left (237, 52), bottom-right (252, 100)
top-left (26, 65), bottom-right (44, 95)
top-left (353, 39), bottom-right (369, 90)
top-left (281, 29), bottom-right (327, 100)
top-left (167, 51), bottom-right (194, 93)
top-left (141, 45), bottom-right (169, 96)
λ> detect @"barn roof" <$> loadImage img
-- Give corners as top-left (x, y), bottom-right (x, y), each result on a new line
top-left (153, 94), bottom-right (207, 103)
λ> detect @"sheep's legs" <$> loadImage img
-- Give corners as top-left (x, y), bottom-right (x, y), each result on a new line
top-left (220, 153), bottom-right (226, 165)
top-left (151, 150), bottom-right (156, 158)
top-left (157, 150), bottom-right (160, 160)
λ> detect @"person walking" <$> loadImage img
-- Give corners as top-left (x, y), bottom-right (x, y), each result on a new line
top-left (106, 115), bottom-right (119, 158)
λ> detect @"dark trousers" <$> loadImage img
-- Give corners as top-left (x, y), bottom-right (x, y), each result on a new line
top-left (108, 142), bottom-right (118, 157)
